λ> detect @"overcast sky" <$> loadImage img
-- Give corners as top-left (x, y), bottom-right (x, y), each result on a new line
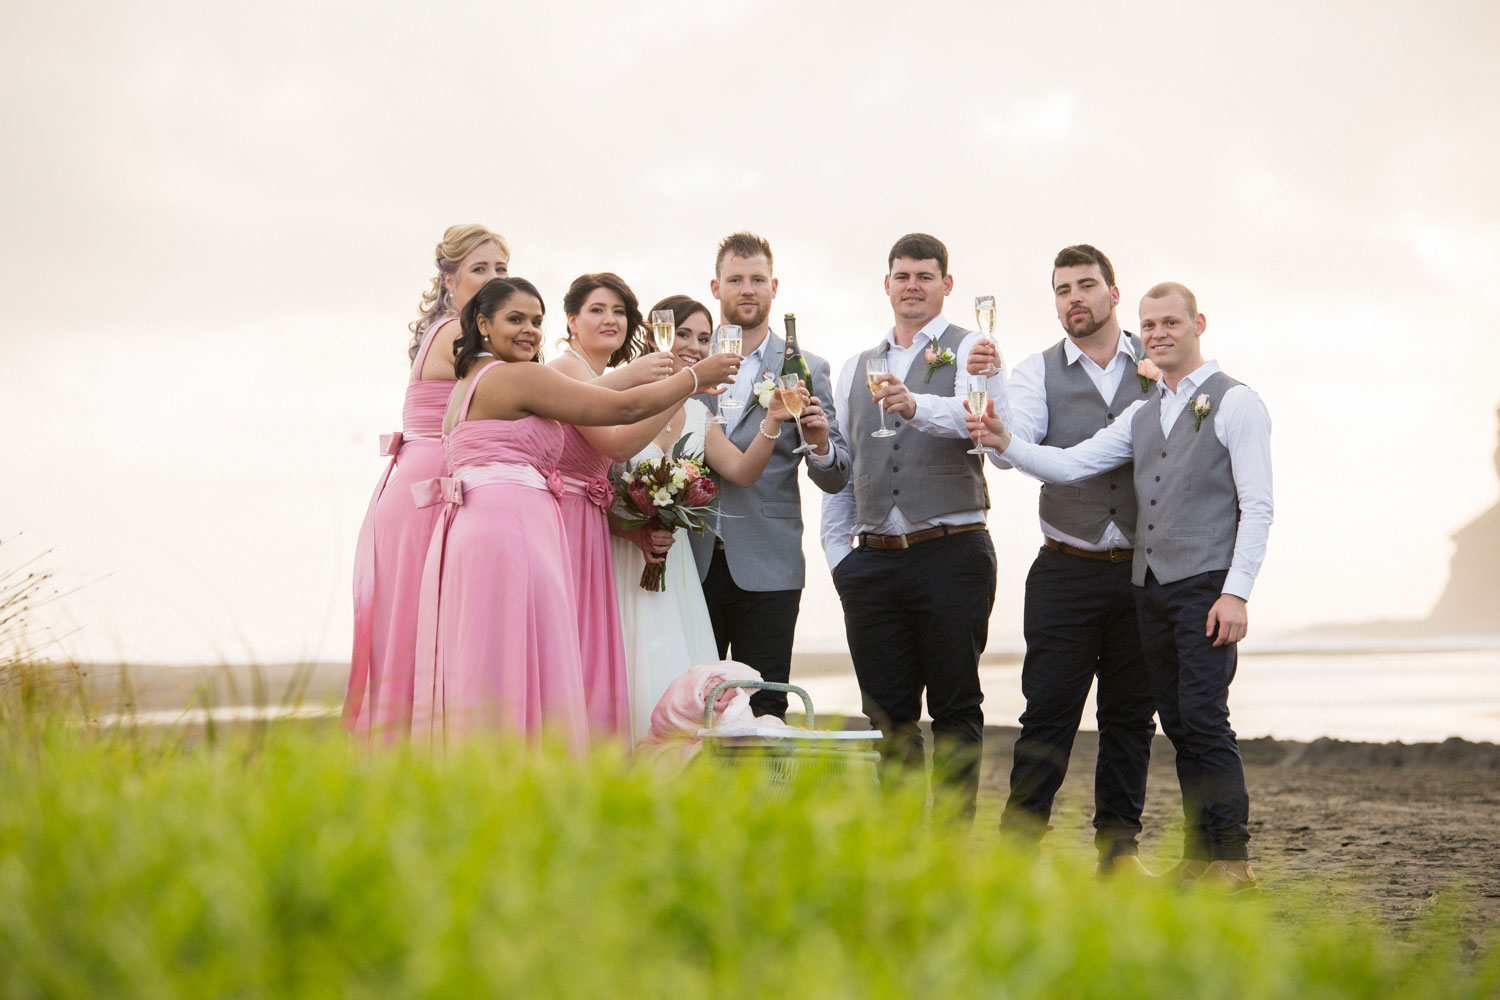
top-left (2, 0), bottom-right (1497, 664)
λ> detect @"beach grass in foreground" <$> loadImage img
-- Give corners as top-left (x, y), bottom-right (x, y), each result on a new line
top-left (1, 687), bottom-right (1498, 999)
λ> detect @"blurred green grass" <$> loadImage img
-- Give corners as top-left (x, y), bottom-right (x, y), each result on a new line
top-left (1, 672), bottom-right (1497, 1000)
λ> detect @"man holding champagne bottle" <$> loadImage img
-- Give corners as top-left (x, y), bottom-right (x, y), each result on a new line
top-left (967, 244), bottom-right (1159, 873)
top-left (689, 231), bottom-right (850, 719)
top-left (819, 233), bottom-right (1003, 819)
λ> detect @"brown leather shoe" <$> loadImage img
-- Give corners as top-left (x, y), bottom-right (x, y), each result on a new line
top-left (1185, 859), bottom-right (1258, 894)
top-left (1156, 859), bottom-right (1209, 887)
top-left (1096, 854), bottom-right (1155, 879)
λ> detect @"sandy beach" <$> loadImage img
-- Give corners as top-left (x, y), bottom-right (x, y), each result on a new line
top-left (974, 724), bottom-right (1500, 945)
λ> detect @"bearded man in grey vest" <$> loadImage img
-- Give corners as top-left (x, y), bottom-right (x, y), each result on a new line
top-left (965, 245), bottom-right (1157, 873)
top-left (820, 233), bottom-right (1002, 819)
top-left (970, 282), bottom-right (1273, 891)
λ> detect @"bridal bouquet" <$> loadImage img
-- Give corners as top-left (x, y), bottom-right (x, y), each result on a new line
top-left (611, 438), bottom-right (721, 592)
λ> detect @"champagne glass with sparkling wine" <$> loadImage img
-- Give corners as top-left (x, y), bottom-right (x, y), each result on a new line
top-left (778, 374), bottom-right (814, 455)
top-left (964, 374), bottom-right (989, 455)
top-left (974, 294), bottom-right (1003, 376)
top-left (717, 324), bottom-right (743, 412)
top-left (649, 310), bottom-right (676, 352)
top-left (866, 358), bottom-right (896, 439)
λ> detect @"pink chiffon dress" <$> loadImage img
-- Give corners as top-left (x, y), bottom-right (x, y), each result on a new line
top-left (409, 361), bottom-right (590, 751)
top-left (557, 427), bottom-right (631, 739)
top-left (345, 317), bottom-right (457, 742)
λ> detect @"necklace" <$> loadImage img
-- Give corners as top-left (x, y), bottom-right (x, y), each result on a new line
top-left (567, 346), bottom-right (602, 379)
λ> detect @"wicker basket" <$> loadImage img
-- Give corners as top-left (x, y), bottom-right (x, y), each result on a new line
top-left (696, 680), bottom-right (881, 790)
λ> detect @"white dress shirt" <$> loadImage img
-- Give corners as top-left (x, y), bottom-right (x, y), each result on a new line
top-left (990, 332), bottom-right (1139, 551)
top-left (1000, 360), bottom-right (1273, 600)
top-left (719, 333), bottom-right (776, 435)
top-left (819, 315), bottom-right (1003, 571)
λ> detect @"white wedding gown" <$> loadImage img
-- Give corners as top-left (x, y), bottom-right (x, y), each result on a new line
top-left (611, 398), bottom-right (722, 743)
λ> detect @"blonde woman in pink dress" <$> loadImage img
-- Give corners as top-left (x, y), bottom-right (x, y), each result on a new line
top-left (549, 273), bottom-right (681, 740)
top-left (411, 278), bottom-right (739, 747)
top-left (346, 225), bottom-right (509, 743)
top-left (612, 295), bottom-right (805, 741)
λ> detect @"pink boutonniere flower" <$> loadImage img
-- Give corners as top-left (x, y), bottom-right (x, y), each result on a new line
top-left (923, 347), bottom-right (955, 383)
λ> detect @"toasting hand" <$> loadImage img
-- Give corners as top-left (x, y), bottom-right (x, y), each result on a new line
top-left (619, 351), bottom-right (677, 386)
top-left (966, 340), bottom-right (1000, 376)
top-left (962, 397), bottom-right (1012, 452)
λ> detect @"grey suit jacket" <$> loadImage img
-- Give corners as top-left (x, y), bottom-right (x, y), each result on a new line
top-left (688, 331), bottom-right (851, 591)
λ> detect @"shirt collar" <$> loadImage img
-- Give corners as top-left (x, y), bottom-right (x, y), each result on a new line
top-left (1158, 359), bottom-right (1221, 398)
top-left (881, 314), bottom-right (950, 353)
top-left (1061, 329), bottom-right (1136, 368)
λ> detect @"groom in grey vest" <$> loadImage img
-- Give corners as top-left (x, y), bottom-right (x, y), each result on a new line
top-left (969, 282), bottom-right (1273, 891)
top-left (968, 245), bottom-right (1157, 872)
top-left (690, 232), bottom-right (850, 719)
top-left (821, 233), bottom-right (1000, 819)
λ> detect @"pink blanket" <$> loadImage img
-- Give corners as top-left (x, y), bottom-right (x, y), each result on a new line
top-left (634, 662), bottom-right (791, 773)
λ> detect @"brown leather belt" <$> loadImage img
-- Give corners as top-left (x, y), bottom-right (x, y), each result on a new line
top-left (1044, 537), bottom-right (1133, 564)
top-left (857, 523), bottom-right (987, 550)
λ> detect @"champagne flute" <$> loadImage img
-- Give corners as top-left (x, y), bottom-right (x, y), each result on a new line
top-left (866, 358), bottom-right (896, 439)
top-left (964, 374), bottom-right (989, 455)
top-left (974, 294), bottom-right (1003, 377)
top-left (649, 310), bottom-right (677, 353)
top-left (778, 374), bottom-right (814, 455)
top-left (717, 324), bottom-right (744, 410)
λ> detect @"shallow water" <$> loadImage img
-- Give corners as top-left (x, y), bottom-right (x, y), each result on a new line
top-left (793, 647), bottom-right (1500, 744)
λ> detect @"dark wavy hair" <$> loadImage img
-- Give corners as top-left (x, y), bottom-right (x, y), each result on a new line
top-left (1052, 244), bottom-right (1116, 290)
top-left (563, 272), bottom-right (646, 368)
top-left (647, 294), bottom-right (714, 334)
top-left (454, 277), bottom-right (546, 378)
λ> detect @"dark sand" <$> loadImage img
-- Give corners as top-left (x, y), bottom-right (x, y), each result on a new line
top-left (970, 724), bottom-right (1500, 944)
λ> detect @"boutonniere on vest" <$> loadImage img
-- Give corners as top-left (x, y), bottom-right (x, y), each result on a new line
top-left (1131, 342), bottom-right (1162, 391)
top-left (1192, 393), bottom-right (1212, 431)
top-left (753, 372), bottom-right (777, 409)
top-left (923, 346), bottom-right (956, 383)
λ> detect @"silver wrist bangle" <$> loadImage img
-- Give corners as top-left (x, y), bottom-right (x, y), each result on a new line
top-left (686, 366), bottom-right (700, 395)
top-left (758, 422), bottom-right (781, 441)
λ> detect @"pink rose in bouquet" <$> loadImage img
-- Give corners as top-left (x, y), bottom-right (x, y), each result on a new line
top-left (626, 479), bottom-right (657, 517)
top-left (683, 477), bottom-right (717, 508)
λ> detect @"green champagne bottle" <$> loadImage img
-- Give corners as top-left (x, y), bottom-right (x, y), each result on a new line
top-left (780, 313), bottom-right (812, 383)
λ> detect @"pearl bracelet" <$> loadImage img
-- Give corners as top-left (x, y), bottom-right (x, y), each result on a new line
top-left (758, 423), bottom-right (781, 441)
top-left (686, 366), bottom-right (700, 395)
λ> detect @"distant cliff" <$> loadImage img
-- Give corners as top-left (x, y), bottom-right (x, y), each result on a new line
top-left (1425, 406), bottom-right (1500, 631)
top-left (1308, 406), bottom-right (1500, 638)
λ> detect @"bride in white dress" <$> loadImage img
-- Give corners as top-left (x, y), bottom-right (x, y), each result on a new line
top-left (611, 295), bottom-right (801, 742)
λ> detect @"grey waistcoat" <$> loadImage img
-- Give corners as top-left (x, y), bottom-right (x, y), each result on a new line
top-left (1039, 337), bottom-right (1152, 545)
top-left (847, 324), bottom-right (989, 526)
top-left (1130, 371), bottom-right (1244, 586)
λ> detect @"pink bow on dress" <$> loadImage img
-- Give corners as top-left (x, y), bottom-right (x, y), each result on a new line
top-left (411, 477), bottom-right (463, 509)
top-left (378, 432), bottom-right (404, 456)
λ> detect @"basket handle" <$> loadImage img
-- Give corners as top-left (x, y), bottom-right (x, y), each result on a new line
top-left (703, 680), bottom-right (815, 730)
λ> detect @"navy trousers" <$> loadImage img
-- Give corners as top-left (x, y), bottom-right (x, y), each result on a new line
top-left (1001, 545), bottom-right (1156, 859)
top-left (832, 530), bottom-right (995, 819)
top-left (1135, 569), bottom-right (1250, 861)
top-left (702, 548), bottom-right (801, 719)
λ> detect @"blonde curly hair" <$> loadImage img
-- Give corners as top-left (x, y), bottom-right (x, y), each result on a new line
top-left (407, 224), bottom-right (510, 361)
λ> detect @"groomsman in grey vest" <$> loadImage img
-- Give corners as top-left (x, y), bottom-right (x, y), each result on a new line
top-left (690, 231), bottom-right (851, 719)
top-left (967, 245), bottom-right (1157, 872)
top-left (821, 233), bottom-right (1001, 818)
top-left (968, 282), bottom-right (1273, 891)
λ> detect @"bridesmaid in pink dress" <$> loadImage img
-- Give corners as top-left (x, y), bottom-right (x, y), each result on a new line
top-left (549, 273), bottom-right (680, 740)
top-left (411, 278), bottom-right (740, 748)
top-left (345, 224), bottom-right (509, 743)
